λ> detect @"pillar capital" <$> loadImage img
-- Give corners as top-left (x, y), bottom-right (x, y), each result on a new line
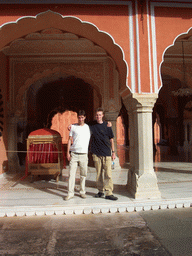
top-left (104, 111), bottom-right (119, 121)
top-left (123, 93), bottom-right (158, 113)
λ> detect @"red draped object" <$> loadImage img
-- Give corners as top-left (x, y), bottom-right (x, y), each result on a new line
top-left (28, 143), bottom-right (58, 164)
top-left (22, 128), bottom-right (66, 180)
top-left (27, 128), bottom-right (66, 166)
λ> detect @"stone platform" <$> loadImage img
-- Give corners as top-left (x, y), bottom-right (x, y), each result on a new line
top-left (0, 160), bottom-right (191, 217)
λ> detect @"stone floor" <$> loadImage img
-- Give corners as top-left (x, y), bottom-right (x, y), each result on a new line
top-left (0, 211), bottom-right (171, 255)
top-left (0, 145), bottom-right (191, 217)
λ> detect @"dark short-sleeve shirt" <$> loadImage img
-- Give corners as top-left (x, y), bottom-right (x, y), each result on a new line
top-left (89, 121), bottom-right (114, 156)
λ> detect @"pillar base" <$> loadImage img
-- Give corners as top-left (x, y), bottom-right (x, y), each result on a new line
top-left (8, 154), bottom-right (20, 172)
top-left (128, 169), bottom-right (161, 199)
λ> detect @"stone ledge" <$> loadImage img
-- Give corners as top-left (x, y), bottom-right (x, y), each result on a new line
top-left (0, 199), bottom-right (191, 218)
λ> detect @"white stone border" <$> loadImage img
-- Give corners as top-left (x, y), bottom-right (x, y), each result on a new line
top-left (0, 199), bottom-right (191, 218)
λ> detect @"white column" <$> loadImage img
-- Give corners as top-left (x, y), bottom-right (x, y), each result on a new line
top-left (123, 93), bottom-right (161, 199)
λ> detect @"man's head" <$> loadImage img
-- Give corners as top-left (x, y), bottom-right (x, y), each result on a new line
top-left (78, 110), bottom-right (86, 125)
top-left (95, 108), bottom-right (104, 124)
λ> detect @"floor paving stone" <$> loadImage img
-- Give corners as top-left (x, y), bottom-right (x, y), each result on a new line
top-left (0, 212), bottom-right (171, 255)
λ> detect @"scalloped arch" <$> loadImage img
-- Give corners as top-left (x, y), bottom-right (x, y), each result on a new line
top-left (0, 10), bottom-right (128, 91)
top-left (15, 67), bottom-right (102, 116)
top-left (160, 27), bottom-right (192, 92)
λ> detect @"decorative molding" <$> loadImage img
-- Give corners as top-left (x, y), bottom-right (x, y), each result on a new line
top-left (123, 93), bottom-right (158, 113)
top-left (13, 63), bottom-right (105, 115)
top-left (0, 0), bottom-right (131, 5)
top-left (2, 30), bottom-right (106, 56)
top-left (106, 99), bottom-right (117, 112)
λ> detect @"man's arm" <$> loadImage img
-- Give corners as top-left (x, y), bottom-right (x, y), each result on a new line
top-left (110, 138), bottom-right (116, 161)
top-left (67, 136), bottom-right (73, 161)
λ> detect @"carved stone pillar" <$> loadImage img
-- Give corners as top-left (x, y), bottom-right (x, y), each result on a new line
top-left (8, 114), bottom-right (20, 171)
top-left (183, 121), bottom-right (188, 150)
top-left (123, 93), bottom-right (161, 199)
top-left (104, 111), bottom-right (121, 169)
top-left (189, 121), bottom-right (192, 146)
top-left (167, 117), bottom-right (178, 155)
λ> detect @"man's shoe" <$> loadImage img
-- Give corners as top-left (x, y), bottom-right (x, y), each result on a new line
top-left (80, 194), bottom-right (86, 199)
top-left (105, 195), bottom-right (118, 201)
top-left (95, 192), bottom-right (104, 198)
top-left (64, 195), bottom-right (73, 201)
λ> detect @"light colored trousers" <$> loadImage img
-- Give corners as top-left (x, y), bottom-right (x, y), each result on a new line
top-left (92, 154), bottom-right (113, 196)
top-left (68, 152), bottom-right (88, 197)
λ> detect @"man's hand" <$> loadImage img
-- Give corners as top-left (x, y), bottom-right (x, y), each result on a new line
top-left (67, 124), bottom-right (72, 131)
top-left (67, 152), bottom-right (71, 161)
top-left (110, 138), bottom-right (115, 160)
top-left (107, 122), bottom-right (112, 127)
top-left (112, 152), bottom-right (116, 161)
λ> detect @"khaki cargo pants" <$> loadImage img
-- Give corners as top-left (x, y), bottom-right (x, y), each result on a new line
top-left (92, 154), bottom-right (113, 196)
top-left (68, 152), bottom-right (88, 197)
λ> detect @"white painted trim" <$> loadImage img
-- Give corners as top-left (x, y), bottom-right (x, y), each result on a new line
top-left (128, 2), bottom-right (135, 93)
top-left (147, 0), bottom-right (153, 93)
top-left (135, 0), bottom-right (141, 93)
top-left (150, 3), bottom-right (158, 93)
top-left (0, 16), bottom-right (35, 29)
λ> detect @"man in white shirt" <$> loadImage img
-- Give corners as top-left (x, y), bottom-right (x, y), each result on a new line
top-left (65, 110), bottom-right (91, 200)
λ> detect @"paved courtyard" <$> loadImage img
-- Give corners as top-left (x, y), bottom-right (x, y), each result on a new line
top-left (0, 145), bottom-right (191, 217)
top-left (0, 163), bottom-right (191, 217)
top-left (0, 208), bottom-right (191, 255)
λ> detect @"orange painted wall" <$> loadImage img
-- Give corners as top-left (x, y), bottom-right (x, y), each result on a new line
top-left (154, 6), bottom-right (192, 90)
top-left (116, 116), bottom-right (125, 145)
top-left (0, 5), bottom-right (129, 47)
top-left (0, 3), bottom-right (191, 94)
top-left (136, 2), bottom-right (151, 93)
top-left (0, 4), bottom-right (131, 85)
top-left (51, 111), bottom-right (78, 144)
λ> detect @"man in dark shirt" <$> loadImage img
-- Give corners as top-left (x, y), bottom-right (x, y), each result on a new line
top-left (89, 108), bottom-right (118, 200)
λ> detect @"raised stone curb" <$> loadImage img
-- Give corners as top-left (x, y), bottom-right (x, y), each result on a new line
top-left (0, 198), bottom-right (191, 218)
